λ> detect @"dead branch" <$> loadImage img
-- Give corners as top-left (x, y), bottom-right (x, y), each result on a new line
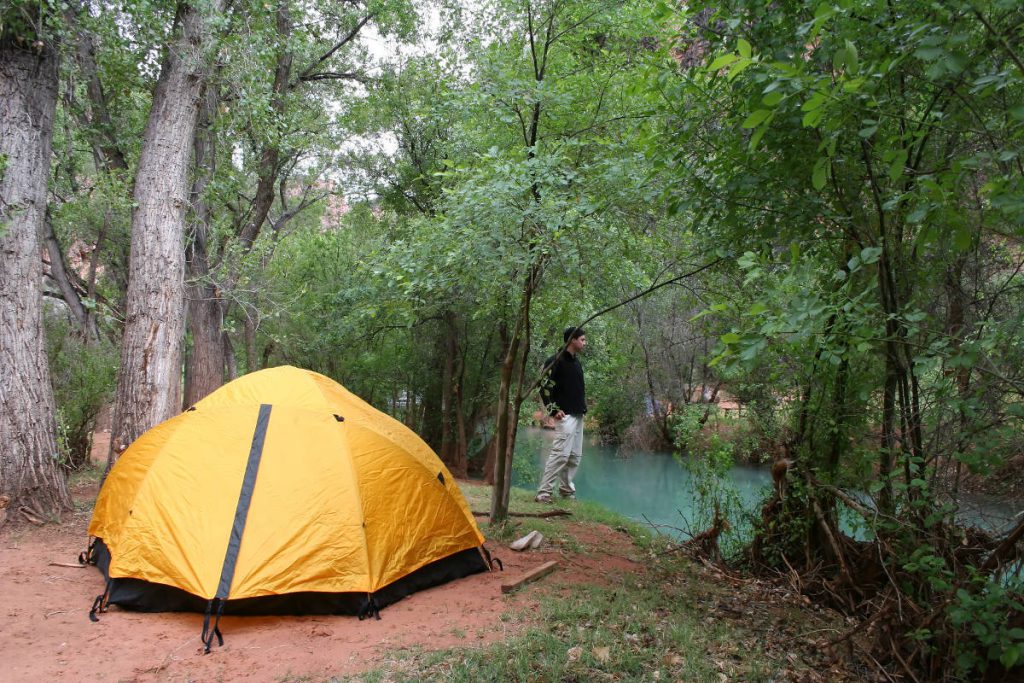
top-left (472, 509), bottom-right (571, 518)
top-left (981, 513), bottom-right (1024, 572)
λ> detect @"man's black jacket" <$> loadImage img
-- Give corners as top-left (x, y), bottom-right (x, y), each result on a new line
top-left (540, 351), bottom-right (587, 416)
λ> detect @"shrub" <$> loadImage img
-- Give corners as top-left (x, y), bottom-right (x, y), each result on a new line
top-left (45, 316), bottom-right (118, 470)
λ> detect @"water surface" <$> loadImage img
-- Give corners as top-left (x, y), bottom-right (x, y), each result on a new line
top-left (513, 426), bottom-right (770, 539)
top-left (513, 426), bottom-right (1022, 540)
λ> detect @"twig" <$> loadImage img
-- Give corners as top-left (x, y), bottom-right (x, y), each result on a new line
top-left (47, 561), bottom-right (85, 569)
top-left (891, 640), bottom-right (922, 683)
top-left (472, 509), bottom-right (571, 518)
top-left (698, 557), bottom-right (754, 584)
top-left (780, 553), bottom-right (803, 594)
top-left (865, 650), bottom-right (898, 683)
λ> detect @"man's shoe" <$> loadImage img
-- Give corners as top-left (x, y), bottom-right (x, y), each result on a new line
top-left (534, 493), bottom-right (553, 503)
top-left (558, 488), bottom-right (575, 499)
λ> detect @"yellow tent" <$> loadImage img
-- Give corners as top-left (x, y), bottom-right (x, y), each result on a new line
top-left (86, 366), bottom-right (491, 649)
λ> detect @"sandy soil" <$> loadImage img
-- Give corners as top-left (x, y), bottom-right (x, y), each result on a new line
top-left (0, 430), bottom-right (642, 683)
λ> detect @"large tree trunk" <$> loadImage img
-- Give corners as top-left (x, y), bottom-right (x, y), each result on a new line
top-left (108, 1), bottom-right (223, 463)
top-left (0, 37), bottom-right (72, 516)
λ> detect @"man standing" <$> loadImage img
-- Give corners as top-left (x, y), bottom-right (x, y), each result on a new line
top-left (535, 326), bottom-right (587, 503)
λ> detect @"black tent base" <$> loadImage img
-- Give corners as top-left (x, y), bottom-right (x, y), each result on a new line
top-left (89, 539), bottom-right (488, 616)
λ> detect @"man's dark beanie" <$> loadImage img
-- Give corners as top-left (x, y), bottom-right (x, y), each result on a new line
top-left (564, 326), bottom-right (585, 344)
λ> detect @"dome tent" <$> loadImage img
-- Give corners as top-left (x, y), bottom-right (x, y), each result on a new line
top-left (85, 366), bottom-right (492, 650)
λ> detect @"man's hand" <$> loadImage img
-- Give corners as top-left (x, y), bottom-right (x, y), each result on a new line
top-left (554, 410), bottom-right (566, 420)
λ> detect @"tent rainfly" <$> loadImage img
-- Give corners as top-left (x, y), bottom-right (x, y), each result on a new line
top-left (83, 366), bottom-right (495, 651)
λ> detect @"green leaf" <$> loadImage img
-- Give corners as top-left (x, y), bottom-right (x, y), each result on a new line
top-left (762, 91), bottom-right (783, 107)
top-left (803, 108), bottom-right (824, 128)
top-left (860, 246), bottom-right (882, 264)
top-left (746, 302), bottom-right (768, 315)
top-left (721, 332), bottom-right (741, 344)
top-left (708, 53), bottom-right (738, 71)
top-left (742, 109), bottom-right (771, 128)
top-left (748, 124), bottom-right (768, 152)
top-left (653, 1), bottom-right (674, 21)
top-left (915, 46), bottom-right (945, 61)
top-left (888, 148), bottom-right (908, 181)
top-left (812, 158), bottom-right (828, 190)
top-left (727, 57), bottom-right (753, 81)
top-left (843, 77), bottom-right (865, 92)
top-left (801, 92), bottom-right (826, 112)
top-left (843, 39), bottom-right (858, 72)
top-left (737, 39), bottom-right (751, 59)
top-left (953, 227), bottom-right (973, 251)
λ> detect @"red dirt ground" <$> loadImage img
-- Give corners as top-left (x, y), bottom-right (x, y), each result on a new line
top-left (0, 431), bottom-right (642, 682)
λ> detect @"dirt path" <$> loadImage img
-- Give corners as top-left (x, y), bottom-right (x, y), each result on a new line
top-left (0, 469), bottom-right (641, 683)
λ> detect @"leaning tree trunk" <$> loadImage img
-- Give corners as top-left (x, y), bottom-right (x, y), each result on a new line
top-left (108, 0), bottom-right (223, 464)
top-left (0, 37), bottom-right (72, 516)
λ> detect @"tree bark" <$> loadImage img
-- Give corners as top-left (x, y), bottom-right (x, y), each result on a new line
top-left (0, 36), bottom-right (73, 515)
top-left (438, 312), bottom-right (457, 467)
top-left (490, 265), bottom-right (538, 522)
top-left (108, 0), bottom-right (224, 463)
top-left (183, 85), bottom-right (224, 407)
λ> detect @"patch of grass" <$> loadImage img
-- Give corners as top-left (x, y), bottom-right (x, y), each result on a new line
top-left (335, 571), bottom-right (780, 683)
top-left (69, 462), bottom-right (104, 488)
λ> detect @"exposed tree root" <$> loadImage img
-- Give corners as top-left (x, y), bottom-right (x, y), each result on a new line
top-left (746, 484), bottom-right (1021, 682)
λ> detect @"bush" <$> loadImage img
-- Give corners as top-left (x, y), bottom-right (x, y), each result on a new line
top-left (45, 316), bottom-right (118, 470)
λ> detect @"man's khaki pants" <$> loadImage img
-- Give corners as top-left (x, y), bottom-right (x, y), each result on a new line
top-left (537, 414), bottom-right (584, 497)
